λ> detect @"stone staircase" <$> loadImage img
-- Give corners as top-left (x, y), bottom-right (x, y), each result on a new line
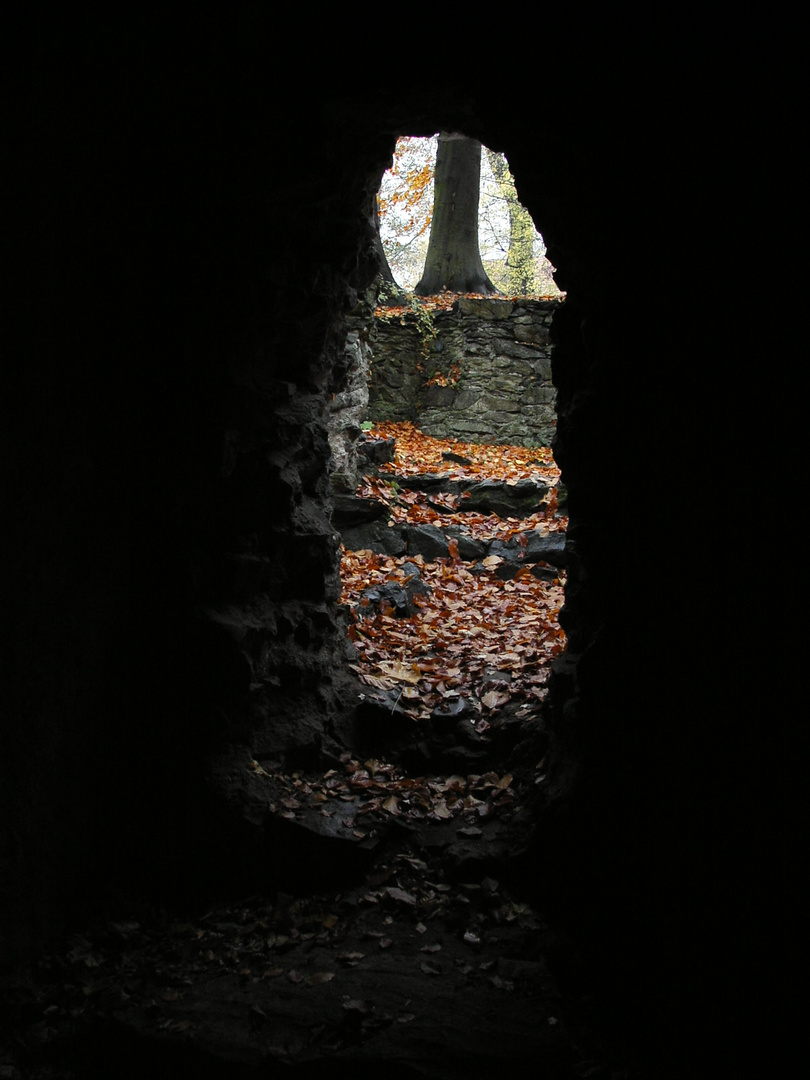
top-left (333, 436), bottom-right (567, 579)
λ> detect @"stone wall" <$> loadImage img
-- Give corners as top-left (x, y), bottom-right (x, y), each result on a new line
top-left (367, 297), bottom-right (562, 447)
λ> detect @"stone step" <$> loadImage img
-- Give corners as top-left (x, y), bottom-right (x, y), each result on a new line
top-left (381, 474), bottom-right (550, 516)
top-left (336, 449), bottom-right (564, 578)
top-left (341, 517), bottom-right (566, 588)
top-left (333, 477), bottom-right (553, 542)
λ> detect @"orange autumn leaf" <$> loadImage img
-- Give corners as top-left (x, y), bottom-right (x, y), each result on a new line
top-left (341, 423), bottom-right (567, 719)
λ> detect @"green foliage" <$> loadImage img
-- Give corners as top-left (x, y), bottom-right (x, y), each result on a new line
top-left (481, 150), bottom-right (547, 296)
top-left (408, 295), bottom-right (438, 358)
top-left (376, 278), bottom-right (401, 308)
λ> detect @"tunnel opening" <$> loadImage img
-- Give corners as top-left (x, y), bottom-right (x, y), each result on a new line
top-left (375, 134), bottom-right (562, 299)
top-left (337, 420), bottom-right (567, 730)
top-left (326, 126), bottom-right (565, 738)
top-left (311, 126), bottom-right (570, 846)
top-left (328, 130), bottom-right (568, 770)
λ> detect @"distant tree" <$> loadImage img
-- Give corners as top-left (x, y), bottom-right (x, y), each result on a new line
top-left (371, 196), bottom-right (406, 304)
top-left (479, 150), bottom-right (562, 298)
top-left (378, 136), bottom-right (435, 291)
top-left (414, 133), bottom-right (498, 296)
top-left (485, 150), bottom-right (536, 295)
top-left (378, 135), bottom-right (561, 297)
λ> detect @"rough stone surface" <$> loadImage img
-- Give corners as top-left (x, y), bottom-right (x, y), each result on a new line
top-left (462, 478), bottom-right (549, 517)
top-left (331, 494), bottom-right (390, 528)
top-left (336, 470), bottom-right (565, 571)
top-left (403, 523), bottom-right (452, 560)
top-left (326, 291), bottom-right (377, 493)
top-left (356, 571), bottom-right (431, 618)
top-left (368, 299), bottom-right (561, 447)
top-left (356, 434), bottom-right (396, 466)
top-left (339, 518), bottom-right (408, 556)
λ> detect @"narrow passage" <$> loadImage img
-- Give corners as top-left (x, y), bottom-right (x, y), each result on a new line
top-left (339, 420), bottom-right (567, 727)
top-left (11, 428), bottom-right (610, 1080)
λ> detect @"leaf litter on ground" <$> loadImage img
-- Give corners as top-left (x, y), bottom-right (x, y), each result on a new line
top-left (10, 422), bottom-right (569, 1075)
top-left (342, 422), bottom-right (567, 721)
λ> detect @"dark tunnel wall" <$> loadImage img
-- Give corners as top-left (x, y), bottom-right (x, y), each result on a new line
top-left (6, 31), bottom-right (782, 1072)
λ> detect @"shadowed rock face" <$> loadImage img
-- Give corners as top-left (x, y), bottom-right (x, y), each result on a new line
top-left (5, 44), bottom-right (775, 1079)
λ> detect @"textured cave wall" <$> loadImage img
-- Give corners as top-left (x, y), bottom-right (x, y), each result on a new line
top-left (5, 61), bottom-right (395, 969)
top-left (6, 37), bottom-right (773, 1072)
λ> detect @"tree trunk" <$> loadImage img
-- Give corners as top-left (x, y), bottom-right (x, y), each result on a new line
top-left (414, 134), bottom-right (498, 296)
top-left (372, 197), bottom-right (406, 304)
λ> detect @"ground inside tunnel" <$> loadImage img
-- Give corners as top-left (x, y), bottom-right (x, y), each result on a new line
top-left (10, 706), bottom-right (585, 1080)
top-left (2, 430), bottom-right (628, 1079)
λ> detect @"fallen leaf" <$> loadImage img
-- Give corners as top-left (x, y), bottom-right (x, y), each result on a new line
top-left (420, 959), bottom-right (443, 975)
top-left (376, 660), bottom-right (422, 684)
top-left (386, 887), bottom-right (417, 906)
top-left (307, 971), bottom-right (335, 985)
top-left (481, 689), bottom-right (510, 710)
top-left (340, 423), bottom-right (566, 734)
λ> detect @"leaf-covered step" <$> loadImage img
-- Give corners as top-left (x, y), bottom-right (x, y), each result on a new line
top-left (381, 474), bottom-right (550, 517)
top-left (332, 492), bottom-right (391, 528)
top-left (343, 518), bottom-right (566, 575)
top-left (461, 478), bottom-right (549, 517)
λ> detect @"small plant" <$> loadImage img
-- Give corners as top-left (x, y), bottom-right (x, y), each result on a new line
top-left (408, 296), bottom-right (438, 359)
top-left (376, 279), bottom-right (402, 309)
top-left (372, 289), bottom-right (461, 388)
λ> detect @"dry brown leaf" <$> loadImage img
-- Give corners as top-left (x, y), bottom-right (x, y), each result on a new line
top-left (340, 423), bottom-right (566, 721)
top-left (386, 887), bottom-right (417, 905)
top-left (376, 660), bottom-right (422, 684)
top-left (307, 971), bottom-right (335, 985)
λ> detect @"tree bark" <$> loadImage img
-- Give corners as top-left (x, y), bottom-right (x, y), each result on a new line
top-left (414, 134), bottom-right (498, 296)
top-left (372, 197), bottom-right (406, 304)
